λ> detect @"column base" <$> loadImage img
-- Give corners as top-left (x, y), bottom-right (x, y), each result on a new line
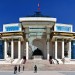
top-left (47, 54), bottom-right (50, 60)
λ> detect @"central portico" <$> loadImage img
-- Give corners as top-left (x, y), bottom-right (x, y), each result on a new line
top-left (19, 14), bottom-right (57, 60)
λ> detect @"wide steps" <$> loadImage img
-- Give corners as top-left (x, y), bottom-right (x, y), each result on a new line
top-left (24, 60), bottom-right (51, 71)
top-left (0, 60), bottom-right (75, 71)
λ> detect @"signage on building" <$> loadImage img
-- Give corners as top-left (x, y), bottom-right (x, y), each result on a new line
top-left (3, 23), bottom-right (22, 32)
top-left (5, 26), bottom-right (19, 31)
top-left (55, 24), bottom-right (72, 32)
top-left (56, 26), bottom-right (71, 32)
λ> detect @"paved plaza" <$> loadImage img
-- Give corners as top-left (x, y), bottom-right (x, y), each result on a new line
top-left (0, 71), bottom-right (75, 75)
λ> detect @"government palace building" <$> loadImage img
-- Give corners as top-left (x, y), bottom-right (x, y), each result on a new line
top-left (0, 11), bottom-right (75, 64)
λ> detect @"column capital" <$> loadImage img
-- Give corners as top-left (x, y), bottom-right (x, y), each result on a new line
top-left (55, 38), bottom-right (57, 41)
top-left (67, 39), bottom-right (71, 42)
top-left (46, 39), bottom-right (50, 42)
top-left (11, 39), bottom-right (13, 41)
top-left (69, 39), bottom-right (71, 42)
top-left (26, 39), bottom-right (29, 42)
top-left (18, 38), bottom-right (21, 41)
top-left (4, 39), bottom-right (7, 41)
top-left (62, 39), bottom-right (64, 41)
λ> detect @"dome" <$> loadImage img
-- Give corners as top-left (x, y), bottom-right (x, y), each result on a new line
top-left (26, 12), bottom-right (49, 17)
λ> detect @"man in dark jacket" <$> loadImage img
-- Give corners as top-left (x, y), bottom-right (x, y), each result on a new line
top-left (34, 65), bottom-right (37, 73)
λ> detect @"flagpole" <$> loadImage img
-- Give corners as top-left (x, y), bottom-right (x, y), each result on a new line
top-left (38, 1), bottom-right (40, 11)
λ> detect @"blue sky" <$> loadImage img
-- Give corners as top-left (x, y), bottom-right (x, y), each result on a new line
top-left (0, 0), bottom-right (75, 31)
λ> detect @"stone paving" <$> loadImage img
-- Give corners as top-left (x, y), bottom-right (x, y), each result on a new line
top-left (0, 71), bottom-right (75, 75)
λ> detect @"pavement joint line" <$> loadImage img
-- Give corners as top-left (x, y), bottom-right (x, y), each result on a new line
top-left (0, 71), bottom-right (75, 72)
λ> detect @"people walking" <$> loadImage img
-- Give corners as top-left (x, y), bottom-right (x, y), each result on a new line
top-left (34, 65), bottom-right (37, 73)
top-left (18, 65), bottom-right (21, 72)
top-left (49, 56), bottom-right (53, 64)
top-left (23, 65), bottom-right (25, 71)
top-left (14, 65), bottom-right (17, 74)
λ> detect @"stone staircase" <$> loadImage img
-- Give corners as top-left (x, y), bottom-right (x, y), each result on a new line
top-left (0, 60), bottom-right (75, 71)
top-left (24, 60), bottom-right (50, 71)
top-left (0, 64), bottom-right (14, 71)
top-left (23, 60), bottom-right (75, 71)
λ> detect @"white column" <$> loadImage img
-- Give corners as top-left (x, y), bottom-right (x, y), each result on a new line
top-left (68, 40), bottom-right (71, 59)
top-left (62, 39), bottom-right (64, 58)
top-left (4, 40), bottom-right (7, 59)
top-left (55, 39), bottom-right (57, 59)
top-left (18, 40), bottom-right (21, 59)
top-left (11, 39), bottom-right (14, 59)
top-left (47, 41), bottom-right (50, 60)
top-left (26, 41), bottom-right (28, 60)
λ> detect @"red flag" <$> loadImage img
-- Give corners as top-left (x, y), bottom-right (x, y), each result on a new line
top-left (38, 3), bottom-right (40, 11)
top-left (38, 3), bottom-right (40, 7)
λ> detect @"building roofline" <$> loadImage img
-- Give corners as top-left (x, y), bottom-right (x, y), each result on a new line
top-left (19, 17), bottom-right (57, 22)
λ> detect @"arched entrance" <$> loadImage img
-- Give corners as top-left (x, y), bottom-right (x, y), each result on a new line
top-left (32, 48), bottom-right (43, 59)
top-left (32, 38), bottom-right (47, 59)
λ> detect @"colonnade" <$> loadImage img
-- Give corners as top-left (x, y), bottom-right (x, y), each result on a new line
top-left (54, 39), bottom-right (71, 59)
top-left (4, 39), bottom-right (29, 60)
top-left (4, 39), bottom-right (21, 60)
top-left (4, 38), bottom-right (72, 60)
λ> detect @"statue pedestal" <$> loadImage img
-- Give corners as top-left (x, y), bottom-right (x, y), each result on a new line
top-left (62, 57), bottom-right (70, 64)
top-left (33, 56), bottom-right (43, 60)
top-left (5, 55), bottom-right (13, 63)
top-left (64, 58), bottom-right (70, 63)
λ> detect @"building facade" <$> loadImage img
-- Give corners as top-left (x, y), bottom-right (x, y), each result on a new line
top-left (0, 12), bottom-right (75, 62)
